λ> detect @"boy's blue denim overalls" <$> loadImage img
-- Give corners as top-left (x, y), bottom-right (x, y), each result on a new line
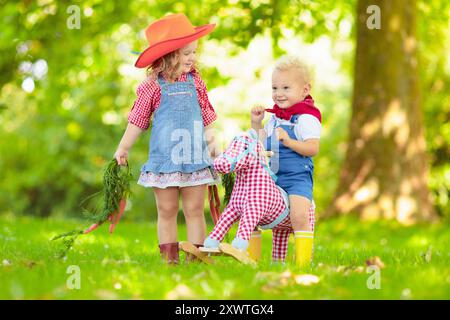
top-left (265, 114), bottom-right (314, 200)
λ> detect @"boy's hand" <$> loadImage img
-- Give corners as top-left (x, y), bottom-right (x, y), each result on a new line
top-left (114, 148), bottom-right (129, 166)
top-left (251, 106), bottom-right (266, 124)
top-left (275, 127), bottom-right (291, 144)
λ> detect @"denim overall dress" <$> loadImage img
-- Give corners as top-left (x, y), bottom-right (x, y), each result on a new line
top-left (141, 73), bottom-right (212, 175)
top-left (265, 114), bottom-right (314, 201)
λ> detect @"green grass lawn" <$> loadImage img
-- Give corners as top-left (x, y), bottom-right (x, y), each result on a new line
top-left (0, 214), bottom-right (449, 299)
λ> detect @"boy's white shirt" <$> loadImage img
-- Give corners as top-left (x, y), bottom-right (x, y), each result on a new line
top-left (264, 114), bottom-right (322, 142)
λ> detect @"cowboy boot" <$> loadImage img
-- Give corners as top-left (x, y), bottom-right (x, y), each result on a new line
top-left (169, 242), bottom-right (180, 264)
top-left (159, 242), bottom-right (179, 265)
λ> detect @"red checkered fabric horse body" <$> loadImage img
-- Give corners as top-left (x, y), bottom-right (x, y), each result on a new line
top-left (208, 131), bottom-right (315, 262)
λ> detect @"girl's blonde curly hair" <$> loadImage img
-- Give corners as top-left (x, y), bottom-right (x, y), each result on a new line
top-left (146, 49), bottom-right (199, 82)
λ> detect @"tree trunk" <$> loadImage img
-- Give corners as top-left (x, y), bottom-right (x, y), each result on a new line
top-left (326, 0), bottom-right (437, 224)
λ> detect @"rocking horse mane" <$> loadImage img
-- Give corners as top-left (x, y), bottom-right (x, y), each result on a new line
top-left (221, 130), bottom-right (269, 172)
top-left (214, 129), bottom-right (278, 207)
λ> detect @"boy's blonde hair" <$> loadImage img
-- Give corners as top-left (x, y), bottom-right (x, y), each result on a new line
top-left (274, 55), bottom-right (314, 85)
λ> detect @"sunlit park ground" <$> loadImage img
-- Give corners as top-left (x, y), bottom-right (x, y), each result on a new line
top-left (1, 215), bottom-right (449, 300)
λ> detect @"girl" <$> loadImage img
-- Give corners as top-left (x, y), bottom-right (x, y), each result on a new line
top-left (114, 14), bottom-right (219, 264)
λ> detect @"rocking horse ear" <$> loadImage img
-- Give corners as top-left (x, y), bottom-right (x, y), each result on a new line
top-left (247, 128), bottom-right (258, 140)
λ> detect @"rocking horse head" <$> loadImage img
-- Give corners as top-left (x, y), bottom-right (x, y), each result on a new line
top-left (214, 129), bottom-right (275, 178)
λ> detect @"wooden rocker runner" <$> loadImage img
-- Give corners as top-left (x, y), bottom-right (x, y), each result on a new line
top-left (178, 241), bottom-right (214, 265)
top-left (218, 243), bottom-right (257, 266)
top-left (179, 241), bottom-right (257, 266)
top-left (181, 242), bottom-right (257, 266)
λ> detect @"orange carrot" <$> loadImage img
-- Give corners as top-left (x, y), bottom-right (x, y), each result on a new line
top-left (84, 223), bottom-right (100, 234)
top-left (109, 199), bottom-right (126, 234)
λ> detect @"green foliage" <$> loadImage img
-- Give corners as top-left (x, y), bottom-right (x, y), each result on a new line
top-left (417, 0), bottom-right (450, 218)
top-left (0, 0), bottom-right (448, 220)
top-left (50, 229), bottom-right (84, 259)
top-left (0, 1), bottom-right (140, 217)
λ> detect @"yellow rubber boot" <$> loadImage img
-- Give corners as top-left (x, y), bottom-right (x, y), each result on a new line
top-left (294, 230), bottom-right (314, 268)
top-left (247, 230), bottom-right (262, 262)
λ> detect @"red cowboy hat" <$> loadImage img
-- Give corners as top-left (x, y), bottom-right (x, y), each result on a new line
top-left (134, 13), bottom-right (216, 68)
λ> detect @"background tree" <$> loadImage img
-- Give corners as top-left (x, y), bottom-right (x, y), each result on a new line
top-left (326, 0), bottom-right (437, 223)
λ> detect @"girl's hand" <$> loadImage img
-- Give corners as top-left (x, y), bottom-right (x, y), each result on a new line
top-left (114, 148), bottom-right (129, 166)
top-left (251, 106), bottom-right (266, 124)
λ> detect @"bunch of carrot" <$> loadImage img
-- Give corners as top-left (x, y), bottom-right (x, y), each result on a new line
top-left (51, 159), bottom-right (132, 258)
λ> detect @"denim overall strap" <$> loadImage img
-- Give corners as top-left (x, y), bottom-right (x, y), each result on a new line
top-left (157, 74), bottom-right (167, 85)
top-left (141, 73), bottom-right (212, 174)
top-left (187, 72), bottom-right (194, 83)
top-left (290, 114), bottom-right (300, 124)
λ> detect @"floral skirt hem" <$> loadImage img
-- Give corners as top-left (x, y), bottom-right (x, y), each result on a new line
top-left (137, 168), bottom-right (221, 189)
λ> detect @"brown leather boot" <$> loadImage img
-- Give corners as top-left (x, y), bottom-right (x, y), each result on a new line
top-left (159, 242), bottom-right (179, 264)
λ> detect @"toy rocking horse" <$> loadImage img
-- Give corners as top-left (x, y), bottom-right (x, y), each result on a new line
top-left (184, 129), bottom-right (315, 265)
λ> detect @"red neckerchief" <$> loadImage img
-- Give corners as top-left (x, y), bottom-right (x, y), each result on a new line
top-left (265, 95), bottom-right (322, 123)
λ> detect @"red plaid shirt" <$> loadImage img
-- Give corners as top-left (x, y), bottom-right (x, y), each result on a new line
top-left (128, 72), bottom-right (217, 130)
